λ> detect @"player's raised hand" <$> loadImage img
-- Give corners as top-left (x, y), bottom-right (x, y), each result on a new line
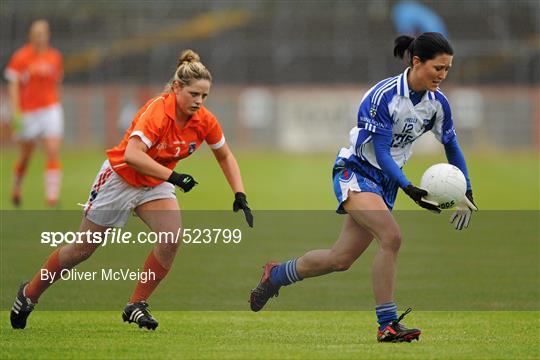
top-left (450, 190), bottom-right (478, 230)
top-left (233, 192), bottom-right (253, 227)
top-left (403, 184), bottom-right (441, 213)
top-left (167, 171), bottom-right (198, 193)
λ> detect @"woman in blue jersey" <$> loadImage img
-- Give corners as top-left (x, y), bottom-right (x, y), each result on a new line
top-left (249, 32), bottom-right (477, 343)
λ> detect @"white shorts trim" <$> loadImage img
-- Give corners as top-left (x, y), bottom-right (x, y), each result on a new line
top-left (338, 174), bottom-right (362, 205)
top-left (83, 160), bottom-right (176, 227)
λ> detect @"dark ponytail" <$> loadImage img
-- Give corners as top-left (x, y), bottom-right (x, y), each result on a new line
top-left (393, 32), bottom-right (453, 65)
top-left (393, 35), bottom-right (415, 60)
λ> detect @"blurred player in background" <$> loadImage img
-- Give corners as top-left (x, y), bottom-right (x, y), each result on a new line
top-left (5, 19), bottom-right (64, 207)
top-left (250, 32), bottom-right (477, 342)
top-left (10, 49), bottom-right (253, 331)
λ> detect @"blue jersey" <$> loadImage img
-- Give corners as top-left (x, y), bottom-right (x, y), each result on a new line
top-left (354, 67), bottom-right (455, 167)
top-left (337, 67), bottom-right (470, 189)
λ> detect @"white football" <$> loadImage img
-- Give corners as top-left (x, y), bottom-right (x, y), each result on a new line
top-left (420, 163), bottom-right (467, 209)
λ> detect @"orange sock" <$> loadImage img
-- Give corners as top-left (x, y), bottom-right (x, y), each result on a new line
top-left (129, 251), bottom-right (170, 303)
top-left (25, 248), bottom-right (63, 303)
top-left (45, 160), bottom-right (62, 205)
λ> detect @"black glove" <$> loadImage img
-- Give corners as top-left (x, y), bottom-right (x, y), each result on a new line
top-left (403, 184), bottom-right (441, 213)
top-left (167, 171), bottom-right (198, 193)
top-left (233, 192), bottom-right (253, 227)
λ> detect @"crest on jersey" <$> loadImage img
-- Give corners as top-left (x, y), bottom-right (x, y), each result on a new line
top-left (369, 106), bottom-right (377, 118)
top-left (188, 142), bottom-right (197, 154)
top-left (339, 169), bottom-right (353, 182)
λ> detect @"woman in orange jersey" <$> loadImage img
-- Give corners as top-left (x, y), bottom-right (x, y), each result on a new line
top-left (10, 49), bottom-right (253, 331)
top-left (5, 20), bottom-right (64, 207)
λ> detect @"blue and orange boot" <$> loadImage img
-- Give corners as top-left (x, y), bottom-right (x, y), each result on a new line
top-left (377, 308), bottom-right (421, 342)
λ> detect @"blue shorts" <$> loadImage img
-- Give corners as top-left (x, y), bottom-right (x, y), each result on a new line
top-left (332, 155), bottom-right (399, 213)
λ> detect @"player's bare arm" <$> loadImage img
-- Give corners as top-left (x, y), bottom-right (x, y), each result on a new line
top-left (124, 137), bottom-right (173, 181)
top-left (212, 143), bottom-right (245, 194)
top-left (213, 143), bottom-right (253, 227)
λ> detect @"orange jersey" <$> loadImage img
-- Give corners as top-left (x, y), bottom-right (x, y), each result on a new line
top-left (4, 44), bottom-right (63, 112)
top-left (107, 92), bottom-right (225, 187)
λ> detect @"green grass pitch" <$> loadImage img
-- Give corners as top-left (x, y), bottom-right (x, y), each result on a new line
top-left (1, 311), bottom-right (538, 359)
top-left (0, 147), bottom-right (538, 210)
top-left (1, 147), bottom-right (538, 359)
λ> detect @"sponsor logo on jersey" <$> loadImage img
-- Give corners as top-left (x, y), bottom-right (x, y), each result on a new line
top-left (359, 116), bottom-right (386, 128)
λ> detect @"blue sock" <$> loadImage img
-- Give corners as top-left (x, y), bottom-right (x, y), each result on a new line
top-left (376, 302), bottom-right (398, 330)
top-left (269, 259), bottom-right (302, 286)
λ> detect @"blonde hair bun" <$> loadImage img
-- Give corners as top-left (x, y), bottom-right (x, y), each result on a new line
top-left (177, 49), bottom-right (200, 68)
top-left (170, 49), bottom-right (212, 87)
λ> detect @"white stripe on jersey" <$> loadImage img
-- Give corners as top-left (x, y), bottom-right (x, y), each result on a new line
top-left (130, 130), bottom-right (153, 148)
top-left (366, 124), bottom-right (376, 133)
top-left (373, 78), bottom-right (398, 107)
top-left (374, 81), bottom-right (398, 108)
top-left (396, 72), bottom-right (410, 97)
top-left (436, 89), bottom-right (449, 102)
top-left (372, 77), bottom-right (398, 101)
top-left (208, 135), bottom-right (226, 149)
top-left (401, 73), bottom-right (410, 95)
top-left (365, 77), bottom-right (394, 105)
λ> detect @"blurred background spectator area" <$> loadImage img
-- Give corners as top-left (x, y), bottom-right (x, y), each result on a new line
top-left (1, 0), bottom-right (538, 151)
